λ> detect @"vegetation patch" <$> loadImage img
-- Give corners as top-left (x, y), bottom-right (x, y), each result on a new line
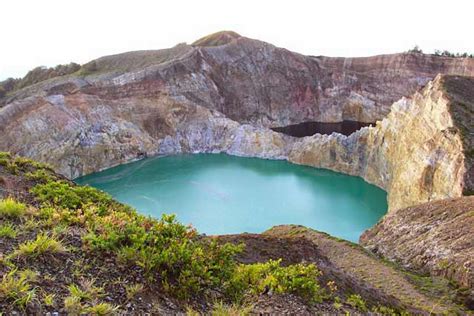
top-left (0, 198), bottom-right (27, 218)
top-left (228, 259), bottom-right (323, 303)
top-left (0, 63), bottom-right (80, 100)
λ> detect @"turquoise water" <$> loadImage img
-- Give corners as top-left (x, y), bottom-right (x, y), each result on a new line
top-left (76, 154), bottom-right (387, 242)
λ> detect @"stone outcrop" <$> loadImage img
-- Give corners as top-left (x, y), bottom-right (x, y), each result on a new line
top-left (360, 196), bottom-right (474, 305)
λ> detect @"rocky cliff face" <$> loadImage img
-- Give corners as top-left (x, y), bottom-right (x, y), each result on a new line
top-left (0, 32), bottom-right (472, 212)
top-left (289, 75), bottom-right (472, 211)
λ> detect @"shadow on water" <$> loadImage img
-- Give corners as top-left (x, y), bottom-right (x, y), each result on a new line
top-left (272, 120), bottom-right (374, 137)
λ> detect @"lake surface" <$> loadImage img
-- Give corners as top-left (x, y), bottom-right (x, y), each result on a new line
top-left (76, 154), bottom-right (387, 242)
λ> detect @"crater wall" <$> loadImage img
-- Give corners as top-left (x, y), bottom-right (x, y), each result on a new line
top-left (0, 33), bottom-right (472, 212)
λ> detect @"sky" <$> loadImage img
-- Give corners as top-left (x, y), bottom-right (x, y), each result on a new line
top-left (1, 0), bottom-right (473, 80)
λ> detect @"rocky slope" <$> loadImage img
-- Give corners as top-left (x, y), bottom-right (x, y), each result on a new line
top-left (360, 196), bottom-right (474, 307)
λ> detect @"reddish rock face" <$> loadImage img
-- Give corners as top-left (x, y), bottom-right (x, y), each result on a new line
top-left (4, 33), bottom-right (474, 127)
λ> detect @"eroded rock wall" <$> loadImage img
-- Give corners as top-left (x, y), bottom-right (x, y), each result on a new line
top-left (0, 91), bottom-right (292, 178)
top-left (289, 75), bottom-right (469, 211)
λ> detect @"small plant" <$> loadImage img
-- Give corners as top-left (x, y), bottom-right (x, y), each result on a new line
top-left (0, 223), bottom-right (18, 238)
top-left (211, 301), bottom-right (253, 316)
top-left (20, 217), bottom-right (40, 231)
top-left (125, 283), bottom-right (144, 300)
top-left (68, 283), bottom-right (90, 301)
top-left (0, 269), bottom-right (37, 308)
top-left (64, 295), bottom-right (85, 314)
top-left (0, 198), bottom-right (27, 218)
top-left (84, 302), bottom-right (118, 315)
top-left (15, 233), bottom-right (66, 258)
top-left (67, 279), bottom-right (104, 302)
top-left (42, 292), bottom-right (56, 306)
top-left (333, 296), bottom-right (343, 309)
top-left (346, 294), bottom-right (368, 312)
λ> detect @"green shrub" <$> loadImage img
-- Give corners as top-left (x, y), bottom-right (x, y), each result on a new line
top-left (31, 180), bottom-right (112, 211)
top-left (26, 169), bottom-right (56, 183)
top-left (0, 152), bottom-right (11, 166)
top-left (85, 213), bottom-right (243, 298)
top-left (228, 259), bottom-right (323, 303)
top-left (0, 198), bottom-right (27, 218)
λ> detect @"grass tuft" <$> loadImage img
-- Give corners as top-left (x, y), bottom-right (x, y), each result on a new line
top-left (125, 283), bottom-right (144, 300)
top-left (0, 269), bottom-right (37, 309)
top-left (0, 198), bottom-right (27, 218)
top-left (0, 223), bottom-right (18, 238)
top-left (15, 233), bottom-right (67, 258)
top-left (84, 302), bottom-right (119, 315)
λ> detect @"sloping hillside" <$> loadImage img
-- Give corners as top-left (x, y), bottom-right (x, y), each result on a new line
top-left (0, 153), bottom-right (470, 314)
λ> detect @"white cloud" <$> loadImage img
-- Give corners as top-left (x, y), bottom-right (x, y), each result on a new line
top-left (1, 0), bottom-right (473, 80)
